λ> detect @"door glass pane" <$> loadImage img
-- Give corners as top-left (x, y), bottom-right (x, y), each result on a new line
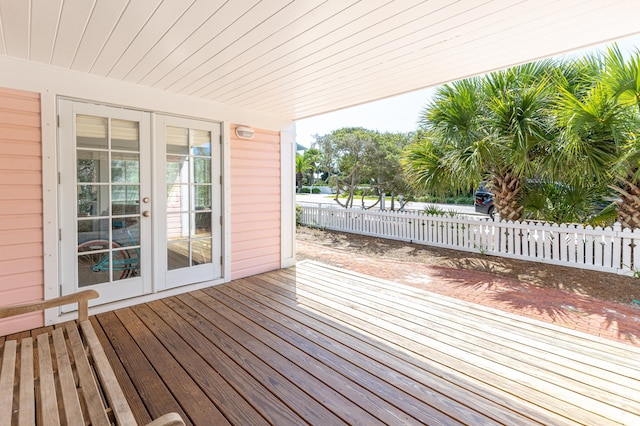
top-left (194, 158), bottom-right (211, 183)
top-left (77, 219), bottom-right (108, 244)
top-left (192, 240), bottom-right (212, 264)
top-left (166, 126), bottom-right (189, 155)
top-left (77, 151), bottom-right (109, 183)
top-left (166, 157), bottom-right (189, 184)
top-left (168, 241), bottom-right (190, 270)
top-left (191, 130), bottom-right (211, 155)
top-left (112, 185), bottom-right (140, 215)
top-left (165, 125), bottom-right (213, 271)
top-left (167, 185), bottom-right (188, 212)
top-left (194, 212), bottom-right (211, 235)
top-left (111, 119), bottom-right (139, 151)
top-left (112, 152), bottom-right (140, 183)
top-left (78, 185), bottom-right (109, 217)
top-left (76, 115), bottom-right (108, 149)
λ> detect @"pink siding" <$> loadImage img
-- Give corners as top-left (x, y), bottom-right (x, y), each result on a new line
top-left (230, 125), bottom-right (281, 279)
top-left (0, 87), bottom-right (43, 336)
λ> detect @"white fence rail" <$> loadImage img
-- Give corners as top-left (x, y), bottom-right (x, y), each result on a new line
top-left (298, 203), bottom-right (640, 276)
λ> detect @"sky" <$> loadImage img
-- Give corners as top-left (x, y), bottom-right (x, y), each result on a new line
top-left (294, 34), bottom-right (640, 149)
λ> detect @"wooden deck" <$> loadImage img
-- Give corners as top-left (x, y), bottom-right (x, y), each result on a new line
top-left (5, 261), bottom-right (640, 425)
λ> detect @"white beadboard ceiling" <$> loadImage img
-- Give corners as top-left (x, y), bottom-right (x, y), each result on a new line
top-left (1, 0), bottom-right (639, 121)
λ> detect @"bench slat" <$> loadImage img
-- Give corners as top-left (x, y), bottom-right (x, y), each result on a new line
top-left (80, 320), bottom-right (138, 425)
top-left (52, 328), bottom-right (85, 425)
top-left (37, 333), bottom-right (60, 426)
top-left (18, 337), bottom-right (35, 426)
top-left (66, 324), bottom-right (111, 426)
top-left (0, 340), bottom-right (17, 426)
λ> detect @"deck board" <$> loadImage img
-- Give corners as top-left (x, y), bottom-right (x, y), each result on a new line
top-left (84, 261), bottom-right (640, 425)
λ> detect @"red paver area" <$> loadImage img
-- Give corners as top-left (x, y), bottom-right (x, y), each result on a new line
top-left (297, 227), bottom-right (640, 347)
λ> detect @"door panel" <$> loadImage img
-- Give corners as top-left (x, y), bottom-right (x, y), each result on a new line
top-left (59, 100), bottom-right (151, 306)
top-left (156, 116), bottom-right (221, 289)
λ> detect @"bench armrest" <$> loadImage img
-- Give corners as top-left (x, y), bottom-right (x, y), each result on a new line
top-left (0, 290), bottom-right (99, 321)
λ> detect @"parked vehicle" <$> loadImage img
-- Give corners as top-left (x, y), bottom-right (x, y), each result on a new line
top-left (474, 182), bottom-right (494, 219)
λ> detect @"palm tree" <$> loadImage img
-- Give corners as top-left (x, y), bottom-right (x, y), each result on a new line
top-left (554, 46), bottom-right (640, 228)
top-left (404, 61), bottom-right (557, 221)
top-left (295, 154), bottom-right (311, 192)
top-left (603, 46), bottom-right (640, 228)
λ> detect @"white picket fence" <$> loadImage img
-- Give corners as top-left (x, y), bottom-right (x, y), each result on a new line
top-left (298, 203), bottom-right (640, 276)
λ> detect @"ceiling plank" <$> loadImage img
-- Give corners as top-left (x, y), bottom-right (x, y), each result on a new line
top-left (70, 0), bottom-right (129, 73)
top-left (175, 0), bottom-right (329, 96)
top-left (89, 0), bottom-right (164, 76)
top-left (155, 0), bottom-right (296, 92)
top-left (29, 0), bottom-right (63, 64)
top-left (120, 0), bottom-right (228, 84)
top-left (136, 0), bottom-right (262, 87)
top-left (50, 0), bottom-right (95, 68)
top-left (107, 0), bottom-right (196, 80)
top-left (0, 0), bottom-right (29, 58)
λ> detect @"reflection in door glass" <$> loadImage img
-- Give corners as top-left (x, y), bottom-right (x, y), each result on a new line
top-left (166, 126), bottom-right (213, 270)
top-left (76, 115), bottom-right (142, 287)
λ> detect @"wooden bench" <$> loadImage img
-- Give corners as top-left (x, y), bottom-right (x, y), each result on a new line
top-left (0, 290), bottom-right (185, 425)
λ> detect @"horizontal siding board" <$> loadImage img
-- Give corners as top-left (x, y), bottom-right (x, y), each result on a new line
top-left (231, 176), bottom-right (280, 187)
top-left (0, 229), bottom-right (42, 245)
top-left (0, 243), bottom-right (43, 261)
top-left (0, 170), bottom-right (42, 185)
top-left (0, 272), bottom-right (43, 290)
top-left (232, 211), bottom-right (281, 224)
top-left (0, 154), bottom-right (42, 170)
top-left (0, 125), bottom-right (41, 142)
top-left (0, 110), bottom-right (41, 127)
top-left (0, 139), bottom-right (42, 156)
top-left (0, 313), bottom-right (42, 335)
top-left (0, 257), bottom-right (43, 276)
top-left (0, 214), bottom-right (42, 231)
top-left (230, 157), bottom-right (283, 169)
top-left (0, 229), bottom-right (42, 247)
top-left (231, 245), bottom-right (282, 262)
top-left (231, 237), bottom-right (280, 253)
top-left (0, 87), bottom-right (43, 335)
top-left (231, 188), bottom-right (280, 197)
top-left (230, 228), bottom-right (280, 242)
top-left (0, 200), bottom-right (42, 215)
top-left (0, 185), bottom-right (42, 200)
top-left (230, 259), bottom-right (281, 281)
top-left (231, 219), bottom-right (281, 233)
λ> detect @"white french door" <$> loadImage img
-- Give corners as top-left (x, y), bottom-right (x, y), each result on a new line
top-left (59, 101), bottom-right (152, 305)
top-left (59, 100), bottom-right (222, 306)
top-left (154, 115), bottom-right (222, 290)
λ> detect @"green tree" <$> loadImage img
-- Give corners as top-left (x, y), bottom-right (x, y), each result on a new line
top-left (295, 153), bottom-right (311, 191)
top-left (404, 61), bottom-right (557, 221)
top-left (553, 46), bottom-right (639, 227)
top-left (302, 147), bottom-right (322, 186)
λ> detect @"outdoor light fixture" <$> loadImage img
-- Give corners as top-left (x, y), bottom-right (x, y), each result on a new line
top-left (235, 126), bottom-right (255, 139)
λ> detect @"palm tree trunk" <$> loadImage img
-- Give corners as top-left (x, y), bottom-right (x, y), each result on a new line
top-left (613, 171), bottom-right (640, 229)
top-left (491, 173), bottom-right (524, 221)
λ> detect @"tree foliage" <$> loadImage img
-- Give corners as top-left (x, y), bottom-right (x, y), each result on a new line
top-left (312, 128), bottom-right (414, 209)
top-left (403, 44), bottom-right (640, 227)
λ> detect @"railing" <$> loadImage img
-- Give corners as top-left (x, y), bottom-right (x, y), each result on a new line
top-left (298, 203), bottom-right (640, 276)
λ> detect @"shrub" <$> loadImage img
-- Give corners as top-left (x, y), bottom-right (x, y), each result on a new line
top-left (296, 205), bottom-right (302, 225)
top-left (312, 187), bottom-right (321, 194)
top-left (298, 187), bottom-right (311, 193)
